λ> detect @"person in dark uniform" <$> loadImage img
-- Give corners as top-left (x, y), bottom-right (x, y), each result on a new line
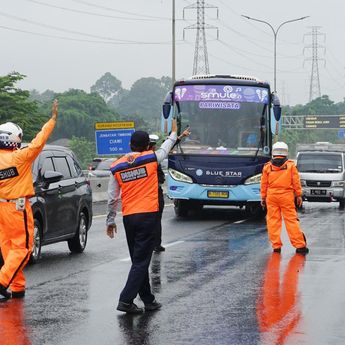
top-left (106, 120), bottom-right (177, 314)
top-left (149, 134), bottom-right (166, 253)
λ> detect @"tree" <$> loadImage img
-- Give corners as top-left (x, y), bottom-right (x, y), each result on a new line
top-left (117, 76), bottom-right (172, 131)
top-left (91, 72), bottom-right (123, 104)
top-left (38, 89), bottom-right (120, 140)
top-left (0, 72), bottom-right (46, 141)
top-left (69, 136), bottom-right (96, 169)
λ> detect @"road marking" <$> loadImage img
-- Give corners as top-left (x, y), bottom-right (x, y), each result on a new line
top-left (234, 219), bottom-right (246, 224)
top-left (119, 240), bottom-right (185, 262)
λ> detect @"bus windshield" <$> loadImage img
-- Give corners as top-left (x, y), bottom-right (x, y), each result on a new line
top-left (173, 84), bottom-right (270, 156)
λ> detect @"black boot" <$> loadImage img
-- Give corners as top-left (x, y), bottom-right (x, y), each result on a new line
top-left (117, 301), bottom-right (144, 314)
top-left (0, 284), bottom-right (11, 300)
top-left (296, 247), bottom-right (309, 255)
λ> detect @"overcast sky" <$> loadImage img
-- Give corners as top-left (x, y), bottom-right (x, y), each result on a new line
top-left (1, 0), bottom-right (343, 105)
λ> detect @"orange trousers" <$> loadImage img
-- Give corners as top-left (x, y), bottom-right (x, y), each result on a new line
top-left (0, 200), bottom-right (33, 292)
top-left (266, 192), bottom-right (306, 249)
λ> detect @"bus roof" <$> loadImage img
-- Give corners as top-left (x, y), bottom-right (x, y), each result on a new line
top-left (174, 74), bottom-right (270, 88)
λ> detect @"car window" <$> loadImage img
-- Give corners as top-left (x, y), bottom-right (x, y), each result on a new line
top-left (41, 157), bottom-right (55, 175)
top-left (53, 156), bottom-right (72, 179)
top-left (66, 155), bottom-right (82, 178)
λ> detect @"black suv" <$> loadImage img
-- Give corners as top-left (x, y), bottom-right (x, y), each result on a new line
top-left (29, 145), bottom-right (93, 262)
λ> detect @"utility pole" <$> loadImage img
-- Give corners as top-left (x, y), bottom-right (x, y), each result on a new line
top-left (172, 0), bottom-right (176, 86)
top-left (304, 26), bottom-right (326, 102)
top-left (183, 0), bottom-right (218, 75)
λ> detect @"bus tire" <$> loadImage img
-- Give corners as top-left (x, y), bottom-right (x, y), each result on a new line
top-left (245, 203), bottom-right (265, 219)
top-left (174, 200), bottom-right (189, 218)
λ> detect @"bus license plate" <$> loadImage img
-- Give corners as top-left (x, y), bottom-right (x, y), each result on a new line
top-left (311, 189), bottom-right (327, 195)
top-left (207, 191), bottom-right (229, 199)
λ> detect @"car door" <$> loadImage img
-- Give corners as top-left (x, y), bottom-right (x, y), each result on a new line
top-left (52, 153), bottom-right (78, 237)
top-left (35, 153), bottom-right (61, 241)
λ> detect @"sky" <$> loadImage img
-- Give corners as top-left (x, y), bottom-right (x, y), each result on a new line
top-left (0, 0), bottom-right (344, 106)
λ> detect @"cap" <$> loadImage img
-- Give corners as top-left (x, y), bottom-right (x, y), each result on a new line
top-left (130, 130), bottom-right (150, 148)
top-left (149, 134), bottom-right (159, 145)
top-left (272, 141), bottom-right (288, 156)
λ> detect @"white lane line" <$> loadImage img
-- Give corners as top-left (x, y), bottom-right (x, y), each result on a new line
top-left (234, 219), bottom-right (246, 224)
top-left (119, 240), bottom-right (185, 262)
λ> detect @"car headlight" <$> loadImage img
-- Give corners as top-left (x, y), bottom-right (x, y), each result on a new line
top-left (300, 179), bottom-right (306, 187)
top-left (244, 173), bottom-right (262, 185)
top-left (332, 181), bottom-right (345, 187)
top-left (168, 168), bottom-right (193, 184)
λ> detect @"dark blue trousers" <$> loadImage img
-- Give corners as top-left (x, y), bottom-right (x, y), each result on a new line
top-left (120, 212), bottom-right (159, 304)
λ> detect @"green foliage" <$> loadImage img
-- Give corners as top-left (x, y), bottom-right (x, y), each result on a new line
top-left (90, 72), bottom-right (123, 105)
top-left (69, 136), bottom-right (96, 169)
top-left (117, 76), bottom-right (171, 131)
top-left (0, 72), bottom-right (46, 141)
top-left (38, 89), bottom-right (120, 140)
top-left (282, 95), bottom-right (345, 157)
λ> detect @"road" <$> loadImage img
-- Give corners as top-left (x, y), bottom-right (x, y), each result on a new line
top-left (1, 201), bottom-right (345, 345)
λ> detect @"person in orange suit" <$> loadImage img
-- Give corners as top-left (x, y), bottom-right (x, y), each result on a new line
top-left (256, 253), bottom-right (306, 345)
top-left (261, 142), bottom-right (309, 254)
top-left (0, 100), bottom-right (58, 301)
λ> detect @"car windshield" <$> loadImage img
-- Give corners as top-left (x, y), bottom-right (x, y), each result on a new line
top-left (96, 160), bottom-right (113, 170)
top-left (173, 84), bottom-right (270, 156)
top-left (297, 153), bottom-right (343, 173)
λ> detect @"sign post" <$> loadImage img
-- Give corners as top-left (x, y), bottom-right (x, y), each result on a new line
top-left (95, 121), bottom-right (135, 155)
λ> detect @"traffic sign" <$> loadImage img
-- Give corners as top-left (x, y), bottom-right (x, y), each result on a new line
top-left (95, 129), bottom-right (135, 155)
top-left (95, 121), bottom-right (134, 130)
top-left (304, 115), bottom-right (345, 129)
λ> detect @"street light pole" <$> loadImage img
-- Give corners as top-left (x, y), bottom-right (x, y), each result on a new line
top-left (172, 0), bottom-right (176, 87)
top-left (241, 15), bottom-right (309, 93)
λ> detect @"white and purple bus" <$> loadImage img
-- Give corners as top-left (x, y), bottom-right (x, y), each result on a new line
top-left (162, 75), bottom-right (281, 217)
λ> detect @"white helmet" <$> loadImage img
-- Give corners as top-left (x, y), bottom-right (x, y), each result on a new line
top-left (0, 122), bottom-right (23, 149)
top-left (272, 141), bottom-right (288, 156)
top-left (149, 134), bottom-right (159, 145)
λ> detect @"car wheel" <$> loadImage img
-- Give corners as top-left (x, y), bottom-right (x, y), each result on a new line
top-left (30, 218), bottom-right (42, 264)
top-left (68, 212), bottom-right (88, 253)
top-left (339, 198), bottom-right (345, 209)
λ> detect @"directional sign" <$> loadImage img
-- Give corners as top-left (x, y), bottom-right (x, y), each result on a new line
top-left (304, 115), bottom-right (345, 129)
top-left (95, 121), bottom-right (134, 130)
top-left (95, 129), bottom-right (135, 155)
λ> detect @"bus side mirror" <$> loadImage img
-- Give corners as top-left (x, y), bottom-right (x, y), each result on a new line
top-left (162, 104), bottom-right (171, 119)
top-left (273, 105), bottom-right (282, 121)
top-left (272, 93), bottom-right (282, 121)
top-left (162, 91), bottom-right (173, 119)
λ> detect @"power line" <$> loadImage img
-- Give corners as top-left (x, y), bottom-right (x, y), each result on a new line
top-left (69, 0), bottom-right (170, 20)
top-left (24, 0), bottom-right (162, 22)
top-left (0, 24), bottom-right (184, 45)
top-left (0, 11), bottom-right (171, 44)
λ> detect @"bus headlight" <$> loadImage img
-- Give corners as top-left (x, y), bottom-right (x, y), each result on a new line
top-left (244, 173), bottom-right (262, 185)
top-left (169, 168), bottom-right (193, 184)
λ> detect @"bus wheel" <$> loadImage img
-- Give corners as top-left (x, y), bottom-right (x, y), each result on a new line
top-left (245, 203), bottom-right (265, 219)
top-left (174, 200), bottom-right (189, 218)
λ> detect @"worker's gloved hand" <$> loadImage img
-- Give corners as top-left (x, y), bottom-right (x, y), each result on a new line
top-left (51, 99), bottom-right (58, 121)
top-left (261, 199), bottom-right (266, 208)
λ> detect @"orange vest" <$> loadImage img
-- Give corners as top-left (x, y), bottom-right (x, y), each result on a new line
top-left (0, 119), bottom-right (56, 199)
top-left (260, 159), bottom-right (302, 198)
top-left (111, 151), bottom-right (159, 216)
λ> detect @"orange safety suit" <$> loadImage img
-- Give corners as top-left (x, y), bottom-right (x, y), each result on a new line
top-left (111, 151), bottom-right (159, 216)
top-left (261, 159), bottom-right (306, 250)
top-left (256, 253), bottom-right (306, 345)
top-left (0, 119), bottom-right (56, 293)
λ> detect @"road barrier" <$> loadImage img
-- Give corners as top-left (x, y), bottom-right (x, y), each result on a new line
top-left (89, 177), bottom-right (109, 202)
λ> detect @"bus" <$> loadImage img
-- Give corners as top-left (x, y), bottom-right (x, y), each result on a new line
top-left (162, 74), bottom-right (282, 217)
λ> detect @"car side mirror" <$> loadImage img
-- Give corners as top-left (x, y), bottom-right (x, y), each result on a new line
top-left (42, 170), bottom-right (63, 188)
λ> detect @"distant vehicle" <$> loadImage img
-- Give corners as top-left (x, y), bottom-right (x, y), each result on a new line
top-left (88, 158), bottom-right (114, 178)
top-left (296, 142), bottom-right (345, 208)
top-left (28, 145), bottom-right (92, 262)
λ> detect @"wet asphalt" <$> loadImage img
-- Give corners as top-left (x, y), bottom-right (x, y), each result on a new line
top-left (1, 201), bottom-right (345, 345)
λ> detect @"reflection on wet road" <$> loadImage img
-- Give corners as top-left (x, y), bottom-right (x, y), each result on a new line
top-left (1, 203), bottom-right (345, 344)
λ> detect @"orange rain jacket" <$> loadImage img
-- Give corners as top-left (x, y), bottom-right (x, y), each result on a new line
top-left (261, 159), bottom-right (302, 200)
